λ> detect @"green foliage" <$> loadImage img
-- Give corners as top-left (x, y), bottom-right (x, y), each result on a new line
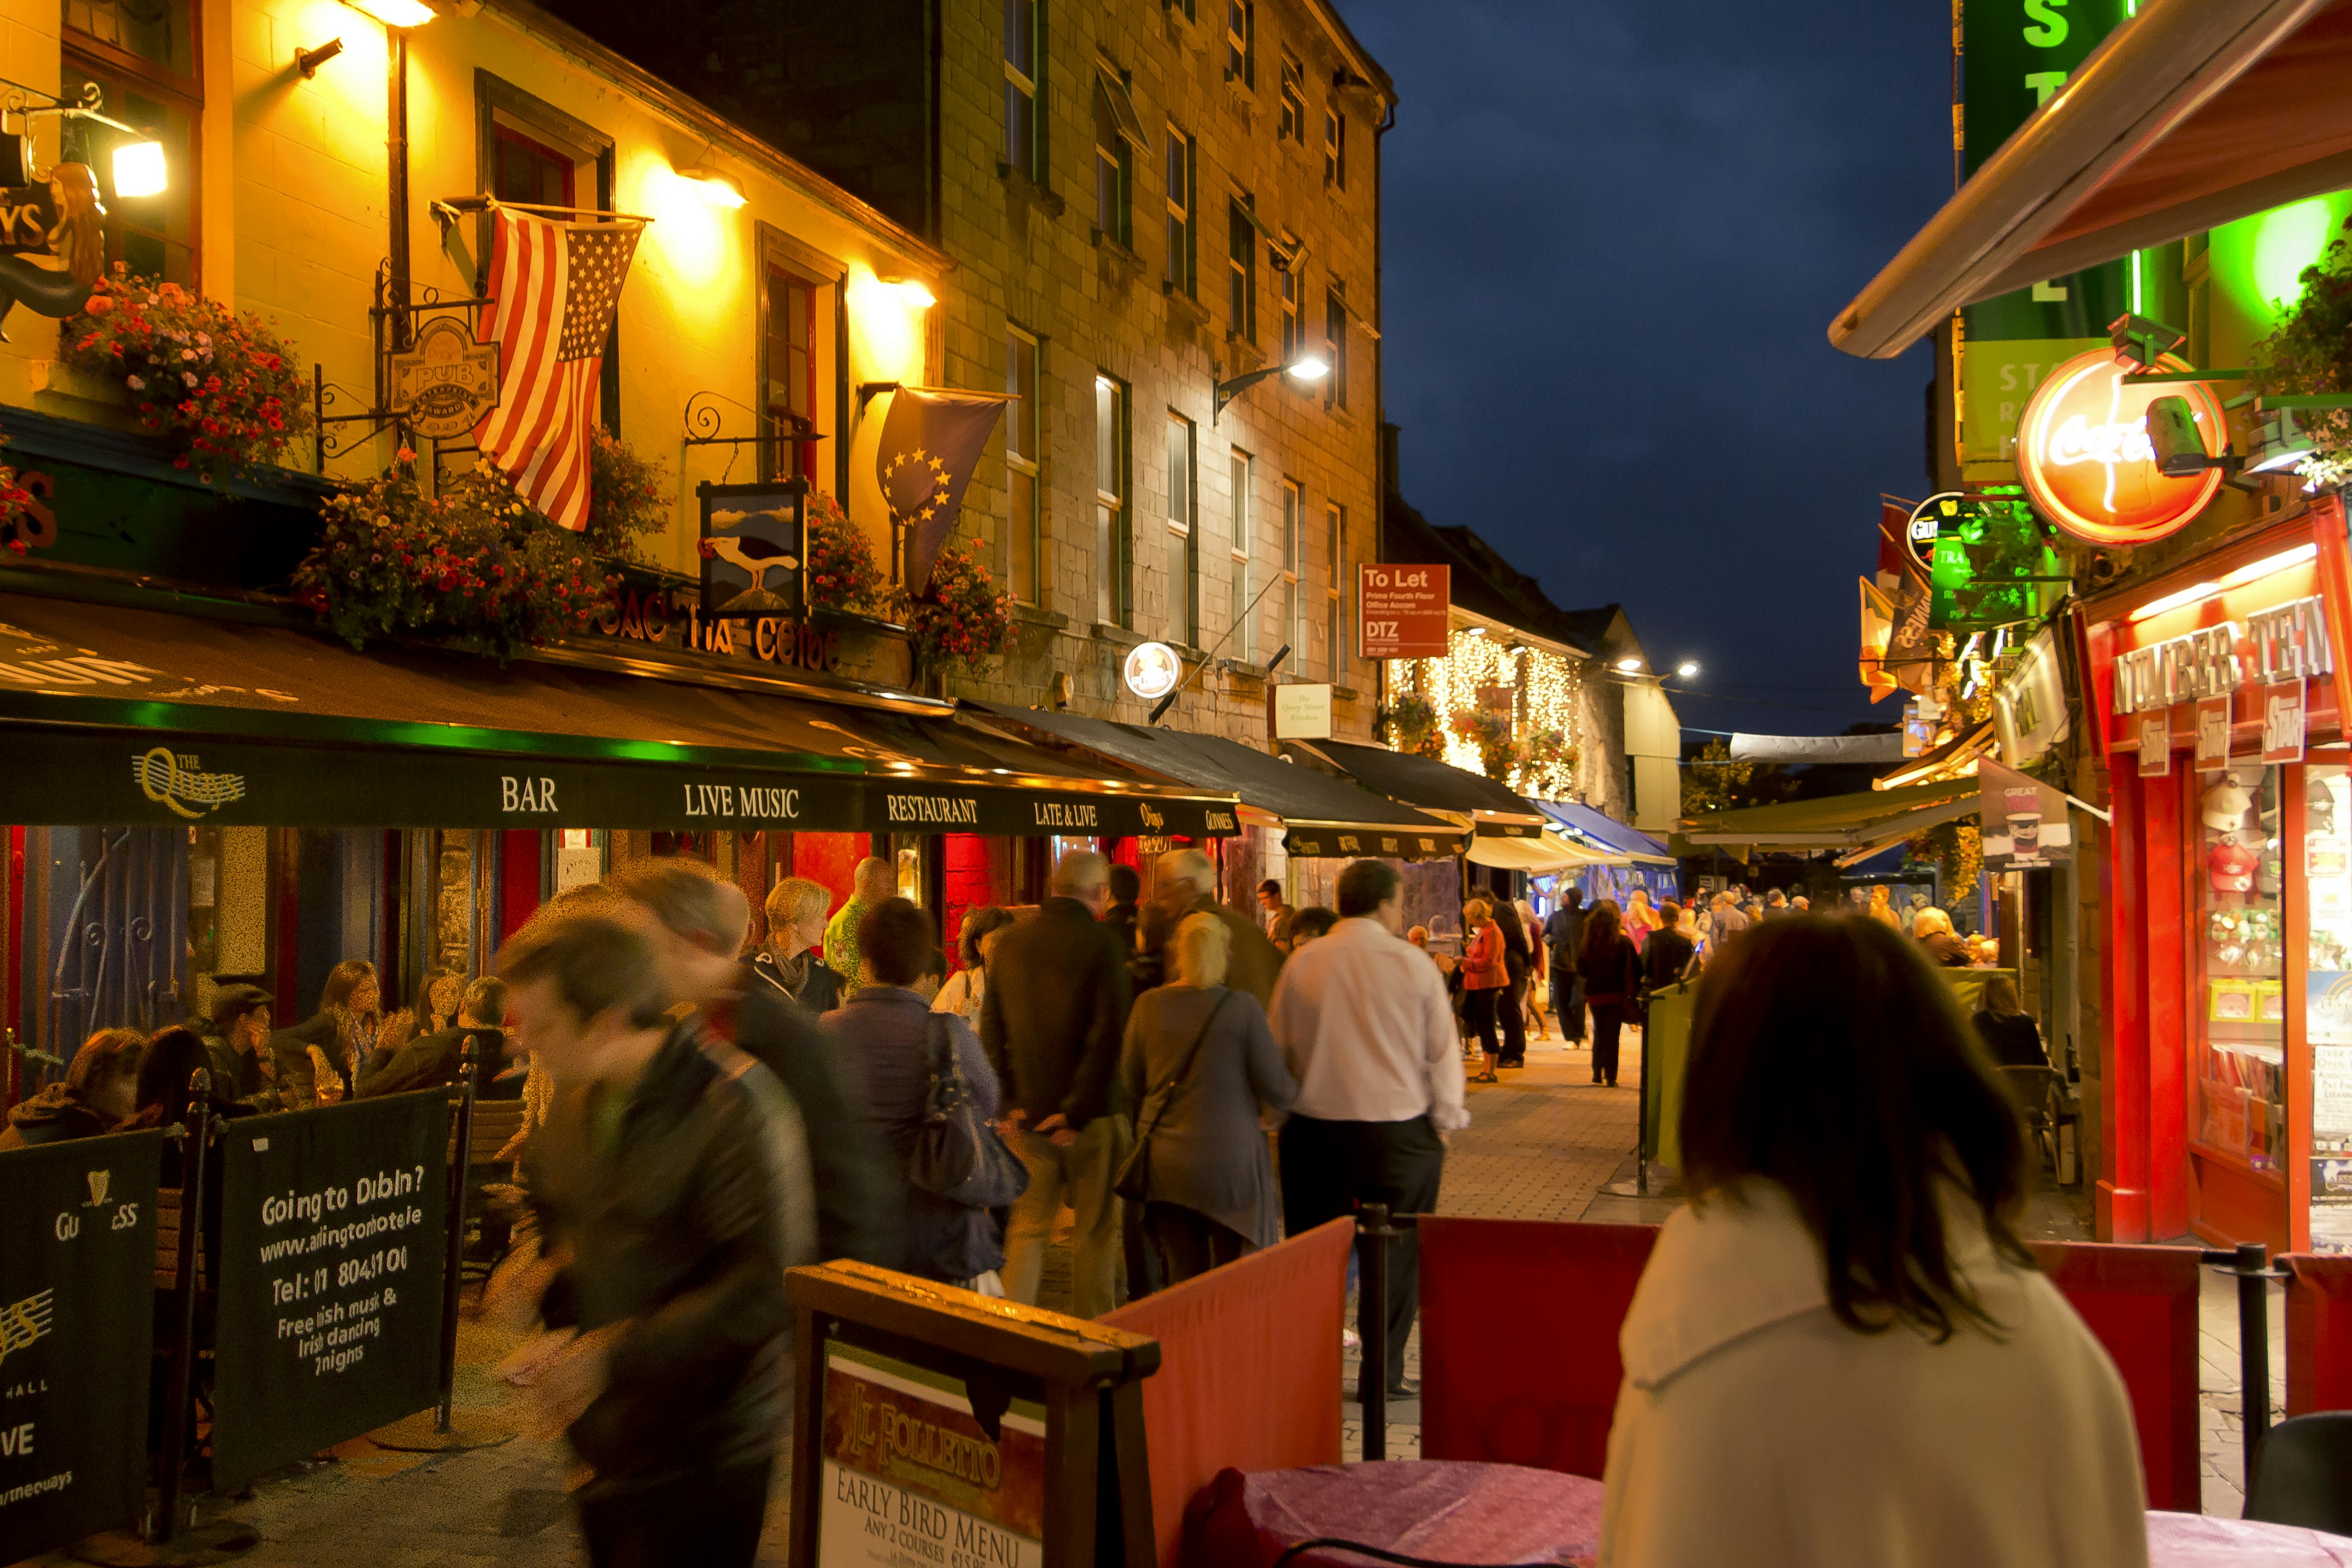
top-left (1449, 706), bottom-right (1515, 781)
top-left (1376, 693), bottom-right (1443, 758)
top-left (2254, 224), bottom-right (2352, 485)
top-left (1905, 820), bottom-right (1983, 902)
top-left (293, 454), bottom-right (617, 663)
top-left (892, 543), bottom-right (1019, 675)
top-left (582, 427), bottom-right (668, 566)
top-left (1679, 737), bottom-right (1802, 819)
top-left (1517, 726), bottom-right (1579, 799)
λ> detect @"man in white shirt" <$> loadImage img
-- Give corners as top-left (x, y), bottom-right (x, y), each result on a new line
top-left (1268, 858), bottom-right (1468, 1398)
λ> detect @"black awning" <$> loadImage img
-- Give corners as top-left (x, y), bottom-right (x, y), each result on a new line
top-left (1284, 737), bottom-right (1547, 823)
top-left (964, 703), bottom-right (1464, 858)
top-left (0, 592), bottom-right (1237, 836)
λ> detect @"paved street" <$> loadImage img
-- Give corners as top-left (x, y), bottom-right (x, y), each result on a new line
top-left (20, 1030), bottom-right (2271, 1567)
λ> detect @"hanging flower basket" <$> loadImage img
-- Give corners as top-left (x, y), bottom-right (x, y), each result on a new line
top-left (892, 542), bottom-right (1019, 676)
top-left (292, 452), bottom-right (618, 663)
top-left (1449, 706), bottom-right (1517, 782)
top-left (60, 270), bottom-right (311, 478)
top-left (1378, 693), bottom-right (1444, 757)
top-left (583, 426), bottom-right (669, 566)
top-left (805, 489), bottom-right (888, 614)
top-left (1516, 726), bottom-right (1579, 798)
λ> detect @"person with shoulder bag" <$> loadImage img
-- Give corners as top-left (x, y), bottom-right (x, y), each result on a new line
top-left (1115, 913), bottom-right (1300, 1286)
top-left (824, 898), bottom-right (1016, 1289)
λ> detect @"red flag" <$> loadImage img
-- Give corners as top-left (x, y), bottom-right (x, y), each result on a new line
top-left (472, 204), bottom-right (644, 531)
top-left (1879, 494), bottom-right (1916, 589)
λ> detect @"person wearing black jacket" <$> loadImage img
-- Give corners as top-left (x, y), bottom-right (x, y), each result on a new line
top-left (501, 911), bottom-right (813, 1568)
top-left (356, 977), bottom-right (510, 1098)
top-left (608, 860), bottom-right (902, 1270)
top-left (982, 850), bottom-right (1134, 1317)
top-left (1545, 889), bottom-right (1588, 1044)
top-left (1643, 902), bottom-right (1698, 997)
top-left (749, 876), bottom-right (846, 1016)
top-left (1577, 900), bottom-right (1643, 1089)
top-left (1494, 900), bottom-right (1533, 1069)
top-left (0, 1027), bottom-right (141, 1150)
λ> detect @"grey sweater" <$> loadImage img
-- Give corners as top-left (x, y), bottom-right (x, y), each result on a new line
top-left (1117, 984), bottom-right (1298, 1247)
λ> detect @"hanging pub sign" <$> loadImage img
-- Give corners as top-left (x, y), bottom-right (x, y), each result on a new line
top-left (1358, 564), bottom-right (1449, 658)
top-left (2016, 349), bottom-right (2227, 547)
top-left (387, 315), bottom-right (500, 439)
top-left (699, 480), bottom-right (807, 620)
top-left (1919, 489), bottom-right (2065, 630)
top-left (1980, 757), bottom-right (2072, 871)
top-left (1992, 627), bottom-right (2070, 767)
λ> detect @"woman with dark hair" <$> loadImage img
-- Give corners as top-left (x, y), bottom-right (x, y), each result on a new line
top-left (1493, 899), bottom-right (1531, 1069)
top-left (412, 970), bottom-right (464, 1037)
top-left (1600, 916), bottom-right (2146, 1567)
top-left (0, 1027), bottom-right (143, 1148)
top-left (117, 1027), bottom-right (252, 1181)
top-left (1972, 973), bottom-right (2049, 1068)
top-left (934, 906), bottom-right (1016, 1028)
top-left (1576, 900), bottom-right (1640, 1088)
top-left (273, 959), bottom-right (398, 1107)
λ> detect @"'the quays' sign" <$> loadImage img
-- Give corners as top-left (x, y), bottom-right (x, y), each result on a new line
top-left (2016, 349), bottom-right (2226, 547)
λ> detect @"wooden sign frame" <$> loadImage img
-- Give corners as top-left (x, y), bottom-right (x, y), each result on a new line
top-left (785, 1261), bottom-right (1160, 1568)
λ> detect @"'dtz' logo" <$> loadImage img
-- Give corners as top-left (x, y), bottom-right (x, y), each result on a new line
top-left (134, 746), bottom-right (246, 819)
top-left (0, 1289), bottom-right (53, 1370)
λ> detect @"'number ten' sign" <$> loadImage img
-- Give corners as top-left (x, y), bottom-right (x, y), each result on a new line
top-left (2016, 348), bottom-right (2225, 548)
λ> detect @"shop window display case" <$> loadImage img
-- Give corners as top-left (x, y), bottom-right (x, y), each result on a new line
top-left (2194, 766), bottom-right (2286, 1176)
top-left (2305, 763), bottom-right (2352, 1253)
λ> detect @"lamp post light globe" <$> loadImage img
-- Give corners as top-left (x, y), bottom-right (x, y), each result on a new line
top-left (1676, 661), bottom-right (1700, 679)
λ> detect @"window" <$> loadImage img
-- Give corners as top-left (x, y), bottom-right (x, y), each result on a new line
top-left (1226, 1), bottom-right (1253, 87)
top-left (478, 76), bottom-right (617, 429)
top-left (1280, 479), bottom-right (1303, 668)
top-left (1278, 259), bottom-right (1303, 364)
top-left (1324, 103), bottom-right (1346, 188)
top-left (762, 263), bottom-right (818, 480)
top-left (492, 124), bottom-right (575, 206)
top-left (1227, 200), bottom-right (1256, 344)
top-left (1279, 53), bottom-right (1306, 141)
top-left (62, 0), bottom-right (199, 289)
top-left (1163, 127), bottom-right (1195, 295)
top-left (1093, 78), bottom-right (1133, 247)
top-left (1324, 283), bottom-right (1349, 410)
top-left (1006, 329), bottom-right (1041, 603)
top-left (1325, 503), bottom-right (1345, 681)
top-left (1229, 450), bottom-right (1254, 662)
top-left (1166, 414), bottom-right (1197, 644)
top-left (1096, 374), bottom-right (1130, 628)
top-left (1004, 0), bottom-right (1041, 181)
top-left (1168, 0), bottom-right (1194, 18)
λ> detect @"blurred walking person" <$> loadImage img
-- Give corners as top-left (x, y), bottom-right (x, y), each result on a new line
top-left (1270, 860), bottom-right (1466, 1397)
top-left (1142, 849), bottom-right (1284, 1008)
top-left (982, 850), bottom-right (1135, 1317)
top-left (1494, 899), bottom-right (1533, 1068)
top-left (497, 911), bottom-right (813, 1568)
top-left (1460, 898), bottom-right (1507, 1084)
top-left (933, 906), bottom-right (1016, 1030)
top-left (1578, 900), bottom-right (1642, 1089)
top-left (1600, 916), bottom-right (2146, 1567)
top-left (823, 856), bottom-right (897, 992)
top-left (1545, 889), bottom-right (1588, 1044)
top-left (1643, 903), bottom-right (1698, 997)
top-left (1119, 913), bottom-right (1298, 1284)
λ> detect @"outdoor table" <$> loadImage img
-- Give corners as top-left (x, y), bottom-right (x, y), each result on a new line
top-left (1186, 1460), bottom-right (1602, 1567)
top-left (2147, 1511), bottom-right (2352, 1565)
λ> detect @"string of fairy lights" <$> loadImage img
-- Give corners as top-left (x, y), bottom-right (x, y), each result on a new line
top-left (1387, 628), bottom-right (1588, 798)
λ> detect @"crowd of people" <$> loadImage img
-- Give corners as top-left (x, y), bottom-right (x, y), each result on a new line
top-left (1, 846), bottom-right (2077, 1566)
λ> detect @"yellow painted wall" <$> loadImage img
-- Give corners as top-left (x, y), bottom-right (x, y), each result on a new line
top-left (4, 0), bottom-right (941, 581)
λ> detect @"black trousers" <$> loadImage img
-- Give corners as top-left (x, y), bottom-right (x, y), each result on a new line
top-left (1463, 989), bottom-right (1501, 1059)
top-left (1278, 1113), bottom-right (1445, 1390)
top-left (1591, 1003), bottom-right (1628, 1087)
top-left (1500, 972), bottom-right (1528, 1066)
top-left (1144, 1200), bottom-right (1251, 1286)
top-left (578, 1458), bottom-right (772, 1568)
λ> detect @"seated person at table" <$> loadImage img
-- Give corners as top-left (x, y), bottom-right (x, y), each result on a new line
top-left (1600, 915), bottom-right (2146, 1568)
top-left (0, 1028), bottom-right (142, 1149)
top-left (1969, 974), bottom-right (2049, 1069)
top-left (356, 977), bottom-right (510, 1098)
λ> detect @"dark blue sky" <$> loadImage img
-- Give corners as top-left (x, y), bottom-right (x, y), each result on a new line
top-left (1337, 0), bottom-right (1951, 737)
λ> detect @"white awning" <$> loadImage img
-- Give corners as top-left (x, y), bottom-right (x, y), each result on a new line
top-left (1464, 829), bottom-right (1625, 873)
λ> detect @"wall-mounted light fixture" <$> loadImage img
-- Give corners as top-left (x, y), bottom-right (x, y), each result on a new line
top-left (296, 37), bottom-right (346, 77)
top-left (878, 274), bottom-right (935, 309)
top-left (7, 83), bottom-right (170, 197)
top-left (1213, 353), bottom-right (1328, 423)
top-left (110, 139), bottom-right (166, 197)
top-left (1615, 657), bottom-right (1643, 673)
top-left (1675, 661), bottom-right (1700, 678)
top-left (676, 166), bottom-right (746, 208)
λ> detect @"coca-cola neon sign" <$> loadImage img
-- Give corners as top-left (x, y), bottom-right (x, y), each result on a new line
top-left (2015, 348), bottom-right (2225, 547)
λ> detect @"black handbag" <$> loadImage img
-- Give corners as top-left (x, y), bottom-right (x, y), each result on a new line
top-left (1113, 991), bottom-right (1234, 1203)
top-left (907, 1015), bottom-right (1029, 1208)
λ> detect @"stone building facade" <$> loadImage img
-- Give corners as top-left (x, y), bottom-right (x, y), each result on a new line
top-left (539, 0), bottom-right (1398, 742)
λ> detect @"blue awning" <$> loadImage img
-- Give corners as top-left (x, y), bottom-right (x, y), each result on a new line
top-left (1537, 800), bottom-right (1678, 866)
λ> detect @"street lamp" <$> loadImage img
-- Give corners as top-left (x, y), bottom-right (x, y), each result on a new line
top-left (1213, 353), bottom-right (1329, 424)
top-left (1676, 661), bottom-right (1700, 678)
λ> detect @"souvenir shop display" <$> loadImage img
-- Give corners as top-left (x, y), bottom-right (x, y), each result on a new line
top-left (2196, 767), bottom-right (2285, 1172)
top-left (2305, 764), bottom-right (2352, 1253)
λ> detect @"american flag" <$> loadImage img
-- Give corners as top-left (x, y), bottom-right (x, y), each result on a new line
top-left (472, 205), bottom-right (644, 531)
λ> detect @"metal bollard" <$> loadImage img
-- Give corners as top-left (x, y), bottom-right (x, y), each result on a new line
top-left (435, 1045), bottom-right (480, 1435)
top-left (2203, 1242), bottom-right (2290, 1486)
top-left (153, 1068), bottom-right (214, 1544)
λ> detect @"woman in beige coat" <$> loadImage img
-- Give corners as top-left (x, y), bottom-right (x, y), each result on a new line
top-left (1600, 914), bottom-right (2147, 1568)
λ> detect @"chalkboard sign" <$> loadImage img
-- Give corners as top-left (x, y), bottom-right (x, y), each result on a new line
top-left (0, 1129), bottom-right (164, 1561)
top-left (210, 1091), bottom-right (448, 1490)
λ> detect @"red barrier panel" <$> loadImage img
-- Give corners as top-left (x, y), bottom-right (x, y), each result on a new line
top-left (2285, 1254), bottom-right (2352, 1416)
top-left (1102, 1217), bottom-right (1354, 1568)
top-left (1417, 1217), bottom-right (1659, 1479)
top-left (2030, 1241), bottom-right (2201, 1512)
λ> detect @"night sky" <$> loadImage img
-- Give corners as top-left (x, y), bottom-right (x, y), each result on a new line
top-left (1336, 0), bottom-right (1952, 740)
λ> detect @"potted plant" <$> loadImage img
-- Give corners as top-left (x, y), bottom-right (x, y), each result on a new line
top-left (293, 451), bottom-right (617, 662)
top-left (61, 270), bottom-right (311, 477)
top-left (2255, 227), bottom-right (2352, 487)
top-left (892, 541), bottom-right (1019, 676)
